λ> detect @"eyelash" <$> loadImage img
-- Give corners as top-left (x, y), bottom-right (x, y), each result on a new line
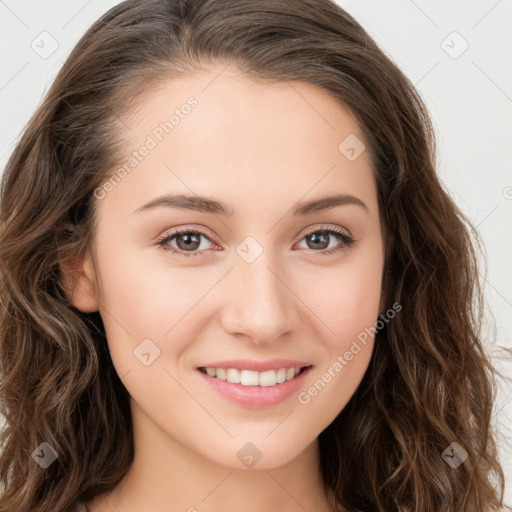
top-left (155, 225), bottom-right (355, 259)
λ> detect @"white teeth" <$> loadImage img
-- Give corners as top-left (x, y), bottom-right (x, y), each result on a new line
top-left (286, 368), bottom-right (296, 380)
top-left (276, 368), bottom-right (287, 383)
top-left (226, 368), bottom-right (241, 384)
top-left (259, 370), bottom-right (277, 387)
top-left (203, 366), bottom-right (306, 386)
top-left (240, 370), bottom-right (259, 386)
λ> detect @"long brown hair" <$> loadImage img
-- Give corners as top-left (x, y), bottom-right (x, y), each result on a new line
top-left (0, 1), bottom-right (509, 511)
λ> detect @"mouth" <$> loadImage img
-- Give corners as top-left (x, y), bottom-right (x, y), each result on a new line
top-left (196, 363), bottom-right (314, 407)
top-left (197, 365), bottom-right (313, 387)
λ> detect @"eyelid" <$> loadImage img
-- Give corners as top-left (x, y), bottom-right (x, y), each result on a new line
top-left (298, 223), bottom-right (353, 241)
top-left (155, 224), bottom-right (217, 242)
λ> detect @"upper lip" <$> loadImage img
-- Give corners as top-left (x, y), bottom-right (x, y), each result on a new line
top-left (197, 359), bottom-right (313, 372)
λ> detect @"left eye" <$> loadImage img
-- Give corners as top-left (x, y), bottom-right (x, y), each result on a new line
top-left (156, 227), bottom-right (354, 258)
top-left (296, 229), bottom-right (351, 252)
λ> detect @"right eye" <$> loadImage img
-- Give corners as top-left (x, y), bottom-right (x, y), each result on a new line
top-left (156, 227), bottom-right (219, 258)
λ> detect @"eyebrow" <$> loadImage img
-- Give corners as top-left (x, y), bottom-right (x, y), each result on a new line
top-left (132, 193), bottom-right (369, 216)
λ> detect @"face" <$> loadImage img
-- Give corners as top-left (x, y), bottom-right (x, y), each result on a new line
top-left (69, 66), bottom-right (385, 470)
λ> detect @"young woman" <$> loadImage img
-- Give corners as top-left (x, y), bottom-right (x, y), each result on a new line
top-left (0, 1), bottom-right (509, 511)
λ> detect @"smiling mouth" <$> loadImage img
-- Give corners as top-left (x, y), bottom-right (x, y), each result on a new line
top-left (198, 365), bottom-right (313, 387)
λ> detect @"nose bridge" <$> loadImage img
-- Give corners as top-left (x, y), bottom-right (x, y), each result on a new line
top-left (220, 245), bottom-right (296, 344)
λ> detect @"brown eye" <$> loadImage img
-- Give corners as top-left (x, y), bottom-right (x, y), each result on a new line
top-left (304, 230), bottom-right (331, 250)
top-left (296, 227), bottom-right (355, 255)
top-left (157, 228), bottom-right (215, 258)
top-left (175, 232), bottom-right (202, 251)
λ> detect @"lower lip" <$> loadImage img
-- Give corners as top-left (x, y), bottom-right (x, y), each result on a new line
top-left (196, 366), bottom-right (313, 408)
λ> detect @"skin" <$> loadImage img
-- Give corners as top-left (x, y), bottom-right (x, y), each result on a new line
top-left (64, 64), bottom-right (385, 512)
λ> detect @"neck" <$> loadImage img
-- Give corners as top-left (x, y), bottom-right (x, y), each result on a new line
top-left (87, 399), bottom-right (337, 512)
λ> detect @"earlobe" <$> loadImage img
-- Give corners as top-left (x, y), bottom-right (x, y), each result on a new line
top-left (59, 249), bottom-right (100, 313)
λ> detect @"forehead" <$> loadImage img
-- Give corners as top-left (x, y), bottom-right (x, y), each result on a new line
top-left (95, 66), bottom-right (377, 220)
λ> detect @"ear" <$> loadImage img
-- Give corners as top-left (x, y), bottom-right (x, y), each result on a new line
top-left (59, 247), bottom-right (100, 313)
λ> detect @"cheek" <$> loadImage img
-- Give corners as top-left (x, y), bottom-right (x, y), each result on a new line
top-left (93, 245), bottom-right (221, 373)
top-left (294, 244), bottom-right (382, 416)
top-left (295, 262), bottom-right (381, 422)
top-left (91, 245), bottom-right (178, 362)
top-left (95, 238), bottom-right (195, 327)
top-left (301, 252), bottom-right (383, 350)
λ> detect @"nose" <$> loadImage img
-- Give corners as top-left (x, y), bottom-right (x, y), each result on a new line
top-left (219, 253), bottom-right (298, 346)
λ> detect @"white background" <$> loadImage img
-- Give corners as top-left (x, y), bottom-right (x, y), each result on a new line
top-left (0, 0), bottom-right (511, 505)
